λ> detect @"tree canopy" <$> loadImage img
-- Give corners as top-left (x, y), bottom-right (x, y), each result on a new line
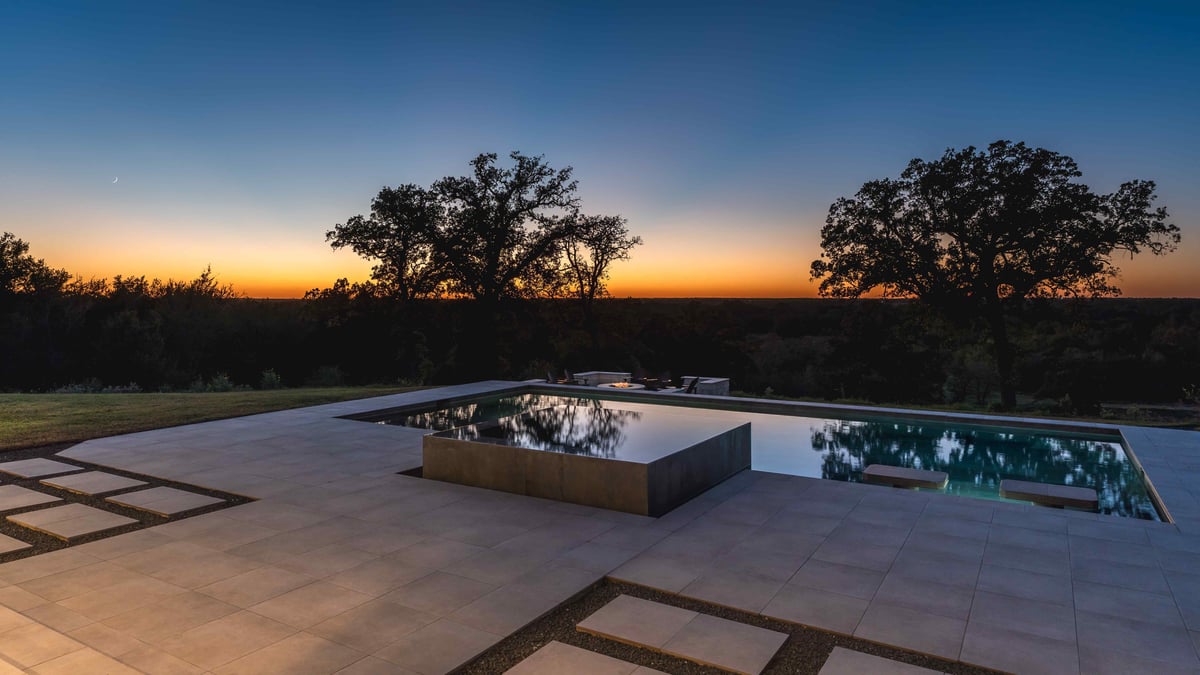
top-left (810, 140), bottom-right (1180, 408)
top-left (325, 185), bottom-right (443, 301)
top-left (328, 151), bottom-right (639, 306)
top-left (0, 232), bottom-right (70, 299)
top-left (562, 214), bottom-right (642, 305)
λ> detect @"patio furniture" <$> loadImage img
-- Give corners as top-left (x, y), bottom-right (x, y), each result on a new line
top-left (547, 370), bottom-right (584, 385)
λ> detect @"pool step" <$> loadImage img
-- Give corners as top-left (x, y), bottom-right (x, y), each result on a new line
top-left (863, 464), bottom-right (948, 489)
top-left (577, 594), bottom-right (787, 674)
top-left (1000, 479), bottom-right (1098, 510)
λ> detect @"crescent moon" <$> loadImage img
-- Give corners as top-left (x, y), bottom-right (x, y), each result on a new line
top-left (112, 177), bottom-right (119, 184)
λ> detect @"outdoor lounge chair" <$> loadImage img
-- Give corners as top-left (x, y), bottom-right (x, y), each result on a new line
top-left (548, 370), bottom-right (583, 385)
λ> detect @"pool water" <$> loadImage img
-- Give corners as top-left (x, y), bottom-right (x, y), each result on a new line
top-left (362, 392), bottom-right (1160, 520)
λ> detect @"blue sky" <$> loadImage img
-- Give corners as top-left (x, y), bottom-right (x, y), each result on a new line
top-left (2, 0), bottom-right (1197, 296)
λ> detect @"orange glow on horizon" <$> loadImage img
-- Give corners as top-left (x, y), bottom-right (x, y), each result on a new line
top-left (24, 215), bottom-right (1200, 300)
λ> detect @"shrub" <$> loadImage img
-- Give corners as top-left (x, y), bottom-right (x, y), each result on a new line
top-left (206, 373), bottom-right (235, 392)
top-left (55, 378), bottom-right (103, 394)
top-left (306, 365), bottom-right (345, 387)
top-left (259, 369), bottom-right (283, 390)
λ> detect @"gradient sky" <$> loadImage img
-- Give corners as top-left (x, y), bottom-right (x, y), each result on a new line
top-left (2, 0), bottom-right (1197, 297)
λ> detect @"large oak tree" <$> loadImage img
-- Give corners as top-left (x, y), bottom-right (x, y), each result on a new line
top-left (810, 141), bottom-right (1180, 409)
top-left (328, 152), bottom-right (638, 306)
top-left (327, 151), bottom-right (640, 375)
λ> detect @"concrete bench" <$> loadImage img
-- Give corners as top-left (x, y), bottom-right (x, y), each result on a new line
top-left (1000, 479), bottom-right (1098, 510)
top-left (862, 464), bottom-right (948, 489)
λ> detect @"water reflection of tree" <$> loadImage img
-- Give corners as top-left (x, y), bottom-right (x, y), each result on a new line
top-left (498, 401), bottom-right (642, 458)
top-left (403, 394), bottom-right (585, 430)
top-left (810, 421), bottom-right (1156, 519)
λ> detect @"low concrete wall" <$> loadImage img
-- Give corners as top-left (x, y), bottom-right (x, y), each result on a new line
top-left (422, 423), bottom-right (751, 516)
top-left (575, 371), bottom-right (631, 386)
top-left (683, 376), bottom-right (731, 396)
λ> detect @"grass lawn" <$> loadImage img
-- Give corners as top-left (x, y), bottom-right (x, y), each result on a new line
top-left (0, 386), bottom-right (424, 451)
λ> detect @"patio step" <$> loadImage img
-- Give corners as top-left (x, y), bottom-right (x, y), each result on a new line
top-left (819, 647), bottom-right (943, 674)
top-left (1000, 479), bottom-right (1098, 510)
top-left (577, 594), bottom-right (787, 675)
top-left (863, 464), bottom-right (948, 489)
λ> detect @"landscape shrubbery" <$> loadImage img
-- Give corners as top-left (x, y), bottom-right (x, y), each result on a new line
top-left (1, 246), bottom-right (1197, 416)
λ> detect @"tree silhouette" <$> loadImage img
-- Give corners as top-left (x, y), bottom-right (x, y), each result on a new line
top-left (562, 214), bottom-right (643, 352)
top-left (326, 185), bottom-right (443, 301)
top-left (0, 232), bottom-right (70, 304)
top-left (810, 141), bottom-right (1180, 408)
top-left (327, 152), bottom-right (638, 376)
top-left (432, 152), bottom-right (585, 303)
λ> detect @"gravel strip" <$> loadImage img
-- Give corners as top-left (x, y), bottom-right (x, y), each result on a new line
top-left (459, 579), bottom-right (1002, 675)
top-left (0, 442), bottom-right (254, 563)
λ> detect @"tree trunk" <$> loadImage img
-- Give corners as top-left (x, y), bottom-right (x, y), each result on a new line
top-left (986, 304), bottom-right (1017, 409)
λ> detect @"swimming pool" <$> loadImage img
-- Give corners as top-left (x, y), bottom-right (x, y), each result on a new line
top-left (351, 391), bottom-right (1162, 520)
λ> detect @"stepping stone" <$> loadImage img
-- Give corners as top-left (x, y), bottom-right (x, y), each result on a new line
top-left (578, 594), bottom-right (696, 649)
top-left (0, 532), bottom-right (32, 554)
top-left (0, 485), bottom-right (61, 511)
top-left (1000, 479), bottom-right (1098, 510)
top-left (0, 458), bottom-right (84, 478)
top-left (505, 641), bottom-right (666, 674)
top-left (41, 471), bottom-right (147, 496)
top-left (7, 503), bottom-right (137, 542)
top-left (819, 647), bottom-right (944, 674)
top-left (863, 465), bottom-right (948, 489)
top-left (105, 486), bottom-right (223, 516)
top-left (578, 595), bottom-right (788, 675)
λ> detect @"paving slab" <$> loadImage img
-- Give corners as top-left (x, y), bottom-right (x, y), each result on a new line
top-left (0, 458), bottom-right (83, 478)
top-left (577, 594), bottom-right (696, 649)
top-left (505, 641), bottom-right (658, 674)
top-left (0, 532), bottom-right (32, 554)
top-left (578, 595), bottom-right (786, 674)
top-left (106, 486), bottom-right (223, 516)
top-left (854, 602), bottom-right (965, 661)
top-left (374, 618), bottom-right (503, 674)
top-left (7, 503), bottom-right (137, 541)
top-left (41, 471), bottom-right (148, 496)
top-left (818, 647), bottom-right (943, 675)
top-left (0, 622), bottom-right (86, 668)
top-left (0, 485), bottom-right (61, 510)
top-left (211, 632), bottom-right (361, 675)
top-left (661, 612), bottom-right (788, 674)
top-left (762, 584), bottom-right (869, 635)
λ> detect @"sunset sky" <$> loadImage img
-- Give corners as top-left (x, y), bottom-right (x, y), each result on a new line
top-left (2, 1), bottom-right (1197, 298)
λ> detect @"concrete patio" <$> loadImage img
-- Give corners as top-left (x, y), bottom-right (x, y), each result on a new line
top-left (1, 381), bottom-right (1199, 673)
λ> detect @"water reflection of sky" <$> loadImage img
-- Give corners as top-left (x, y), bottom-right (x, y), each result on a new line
top-left (376, 393), bottom-right (1158, 520)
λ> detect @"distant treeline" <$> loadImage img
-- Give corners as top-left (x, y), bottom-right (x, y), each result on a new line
top-left (1, 260), bottom-right (1197, 413)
